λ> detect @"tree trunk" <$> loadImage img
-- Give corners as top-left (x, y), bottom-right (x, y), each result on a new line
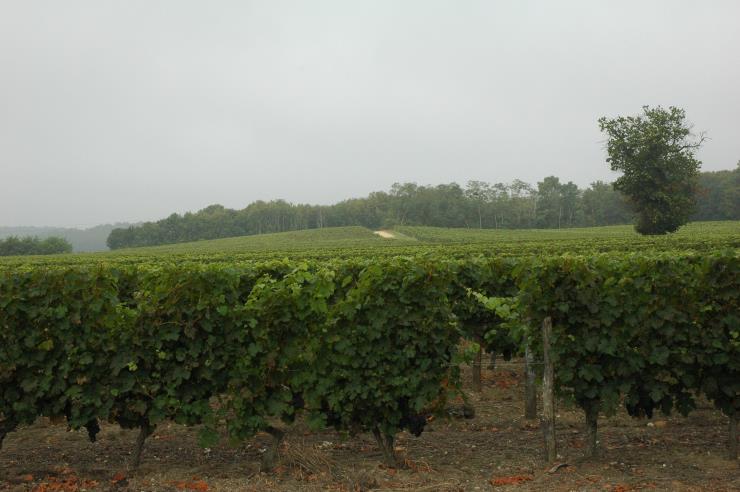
top-left (471, 340), bottom-right (483, 393)
top-left (729, 413), bottom-right (738, 461)
top-left (372, 428), bottom-right (399, 467)
top-left (524, 343), bottom-right (537, 420)
top-left (85, 419), bottom-right (100, 443)
top-left (584, 401), bottom-right (599, 458)
top-left (130, 424), bottom-right (153, 471)
top-left (541, 317), bottom-right (557, 463)
top-left (558, 206), bottom-right (562, 229)
top-left (261, 426), bottom-right (285, 471)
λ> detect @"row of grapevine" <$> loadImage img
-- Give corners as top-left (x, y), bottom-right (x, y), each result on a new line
top-left (0, 257), bottom-right (462, 467)
top-left (1, 250), bottom-right (738, 465)
top-left (514, 251), bottom-right (739, 457)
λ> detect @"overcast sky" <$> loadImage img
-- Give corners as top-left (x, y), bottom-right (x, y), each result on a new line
top-left (1, 1), bottom-right (739, 227)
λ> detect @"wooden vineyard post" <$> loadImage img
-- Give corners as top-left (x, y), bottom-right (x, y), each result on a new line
top-left (524, 340), bottom-right (537, 420)
top-left (730, 412), bottom-right (738, 461)
top-left (541, 316), bottom-right (557, 463)
top-left (584, 401), bottom-right (599, 458)
top-left (472, 338), bottom-right (483, 393)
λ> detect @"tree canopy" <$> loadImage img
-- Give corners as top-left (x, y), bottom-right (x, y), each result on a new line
top-left (599, 106), bottom-right (705, 235)
top-left (0, 236), bottom-right (73, 256)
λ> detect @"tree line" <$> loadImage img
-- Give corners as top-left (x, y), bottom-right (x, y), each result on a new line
top-left (0, 224), bottom-right (132, 253)
top-left (107, 166), bottom-right (739, 249)
top-left (0, 236), bottom-right (73, 256)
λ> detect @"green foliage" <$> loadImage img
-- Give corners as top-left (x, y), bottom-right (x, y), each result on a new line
top-left (304, 257), bottom-right (460, 439)
top-left (109, 263), bottom-right (255, 432)
top-left (1, 245), bottom-right (738, 461)
top-left (224, 264), bottom-right (336, 441)
top-left (599, 106), bottom-right (705, 235)
top-left (471, 293), bottom-right (526, 354)
top-left (450, 257), bottom-right (520, 359)
top-left (0, 267), bottom-right (124, 438)
top-left (0, 224), bottom-right (130, 253)
top-left (517, 252), bottom-right (739, 420)
top-left (692, 163), bottom-right (740, 221)
top-left (0, 235), bottom-right (73, 256)
top-left (0, 257), bottom-right (463, 451)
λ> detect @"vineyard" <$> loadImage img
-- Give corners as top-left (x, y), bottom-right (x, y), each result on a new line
top-left (0, 222), bottom-right (738, 491)
top-left (1, 221), bottom-right (737, 266)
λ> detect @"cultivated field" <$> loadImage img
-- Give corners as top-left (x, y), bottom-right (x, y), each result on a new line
top-left (0, 221), bottom-right (737, 265)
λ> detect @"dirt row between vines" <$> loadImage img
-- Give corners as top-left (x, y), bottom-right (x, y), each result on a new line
top-left (1, 365), bottom-right (738, 491)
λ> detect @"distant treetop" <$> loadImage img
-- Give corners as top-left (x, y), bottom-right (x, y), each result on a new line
top-left (0, 236), bottom-right (73, 256)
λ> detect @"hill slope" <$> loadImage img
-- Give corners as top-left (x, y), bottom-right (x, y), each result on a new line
top-left (119, 226), bottom-right (406, 254)
top-left (393, 221), bottom-right (740, 243)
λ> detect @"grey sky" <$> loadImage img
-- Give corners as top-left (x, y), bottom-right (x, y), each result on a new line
top-left (1, 1), bottom-right (739, 227)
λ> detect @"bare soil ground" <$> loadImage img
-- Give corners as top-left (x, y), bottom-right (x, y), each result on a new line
top-left (1, 364), bottom-right (738, 492)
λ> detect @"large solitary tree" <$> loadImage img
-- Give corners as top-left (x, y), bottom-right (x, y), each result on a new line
top-left (598, 106), bottom-right (705, 235)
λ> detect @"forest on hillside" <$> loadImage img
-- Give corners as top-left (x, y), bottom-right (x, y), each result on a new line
top-left (107, 166), bottom-right (739, 249)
